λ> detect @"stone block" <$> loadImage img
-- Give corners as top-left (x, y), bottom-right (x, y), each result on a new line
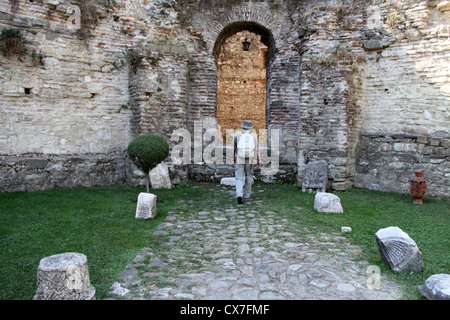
top-left (43, 0), bottom-right (60, 5)
top-left (417, 144), bottom-right (425, 154)
top-left (423, 146), bottom-right (434, 155)
top-left (416, 136), bottom-right (429, 144)
top-left (430, 157), bottom-right (445, 164)
top-left (375, 227), bottom-right (423, 273)
top-left (220, 177), bottom-right (236, 186)
top-left (34, 252), bottom-right (95, 300)
top-left (341, 226), bottom-right (352, 233)
top-left (135, 192), bottom-right (157, 219)
top-left (441, 139), bottom-right (450, 148)
top-left (434, 147), bottom-right (445, 155)
top-left (363, 39), bottom-right (389, 51)
top-left (314, 192), bottom-right (343, 213)
top-left (393, 143), bottom-right (417, 152)
top-left (429, 138), bottom-right (442, 147)
top-left (149, 163), bottom-right (172, 189)
top-left (418, 274), bottom-right (450, 300)
top-left (302, 160), bottom-right (328, 193)
top-left (437, 1), bottom-right (450, 12)
top-left (25, 159), bottom-right (49, 168)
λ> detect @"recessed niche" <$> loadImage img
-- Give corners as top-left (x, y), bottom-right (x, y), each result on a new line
top-left (24, 88), bottom-right (32, 94)
top-left (216, 30), bottom-right (268, 133)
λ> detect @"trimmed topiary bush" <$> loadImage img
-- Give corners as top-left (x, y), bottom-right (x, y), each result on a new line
top-left (127, 133), bottom-right (169, 192)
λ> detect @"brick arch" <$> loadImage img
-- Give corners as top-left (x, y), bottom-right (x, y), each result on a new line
top-left (187, 6), bottom-right (301, 165)
top-left (212, 21), bottom-right (276, 65)
top-left (214, 21), bottom-right (275, 136)
top-left (194, 3), bottom-right (292, 58)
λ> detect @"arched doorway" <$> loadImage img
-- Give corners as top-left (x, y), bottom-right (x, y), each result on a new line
top-left (213, 22), bottom-right (274, 142)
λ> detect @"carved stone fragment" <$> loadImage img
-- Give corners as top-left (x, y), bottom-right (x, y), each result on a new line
top-left (375, 227), bottom-right (423, 273)
top-left (302, 160), bottom-right (328, 193)
top-left (34, 252), bottom-right (95, 300)
top-left (135, 192), bottom-right (157, 219)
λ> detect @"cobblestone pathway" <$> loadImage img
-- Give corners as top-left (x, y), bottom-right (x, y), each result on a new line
top-left (105, 184), bottom-right (401, 300)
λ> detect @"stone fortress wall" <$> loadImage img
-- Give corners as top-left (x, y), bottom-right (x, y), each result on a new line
top-left (0, 0), bottom-right (448, 197)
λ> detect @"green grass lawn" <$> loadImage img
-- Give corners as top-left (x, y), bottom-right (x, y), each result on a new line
top-left (0, 182), bottom-right (448, 300)
top-left (0, 184), bottom-right (185, 300)
top-left (255, 183), bottom-right (449, 299)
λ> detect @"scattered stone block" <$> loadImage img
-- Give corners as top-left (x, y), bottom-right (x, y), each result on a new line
top-left (109, 282), bottom-right (129, 297)
top-left (34, 252), bottom-right (95, 300)
top-left (220, 177), bottom-right (236, 186)
top-left (314, 192), bottom-right (343, 213)
top-left (302, 160), bottom-right (328, 193)
top-left (135, 192), bottom-right (157, 219)
top-left (341, 226), bottom-right (352, 233)
top-left (375, 226), bottom-right (423, 273)
top-left (418, 274), bottom-right (450, 300)
top-left (149, 162), bottom-right (172, 189)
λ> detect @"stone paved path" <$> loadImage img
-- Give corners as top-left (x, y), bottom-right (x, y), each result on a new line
top-left (105, 184), bottom-right (401, 300)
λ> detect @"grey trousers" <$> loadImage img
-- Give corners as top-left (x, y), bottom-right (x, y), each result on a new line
top-left (235, 161), bottom-right (254, 199)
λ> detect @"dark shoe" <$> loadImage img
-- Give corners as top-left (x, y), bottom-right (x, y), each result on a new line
top-left (237, 197), bottom-right (243, 204)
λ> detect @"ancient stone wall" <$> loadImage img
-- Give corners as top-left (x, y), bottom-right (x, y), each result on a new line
top-left (353, 0), bottom-right (449, 197)
top-left (356, 133), bottom-right (449, 196)
top-left (0, 152), bottom-right (128, 192)
top-left (0, 0), bottom-right (448, 197)
top-left (291, 0), bottom-right (449, 196)
top-left (0, 0), bottom-right (133, 191)
top-left (291, 0), bottom-right (368, 190)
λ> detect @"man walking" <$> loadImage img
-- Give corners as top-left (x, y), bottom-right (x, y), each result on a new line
top-left (233, 120), bottom-right (261, 204)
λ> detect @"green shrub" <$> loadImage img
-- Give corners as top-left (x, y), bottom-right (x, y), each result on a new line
top-left (127, 133), bottom-right (169, 192)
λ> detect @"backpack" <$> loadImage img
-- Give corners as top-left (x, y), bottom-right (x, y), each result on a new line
top-left (237, 131), bottom-right (256, 160)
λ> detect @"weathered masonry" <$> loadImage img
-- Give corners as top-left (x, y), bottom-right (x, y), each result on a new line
top-left (0, 0), bottom-right (448, 198)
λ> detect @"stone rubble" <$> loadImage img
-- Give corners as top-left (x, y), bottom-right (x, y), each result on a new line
top-left (375, 226), bottom-right (424, 273)
top-left (314, 192), bottom-right (344, 214)
top-left (418, 274), bottom-right (450, 300)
